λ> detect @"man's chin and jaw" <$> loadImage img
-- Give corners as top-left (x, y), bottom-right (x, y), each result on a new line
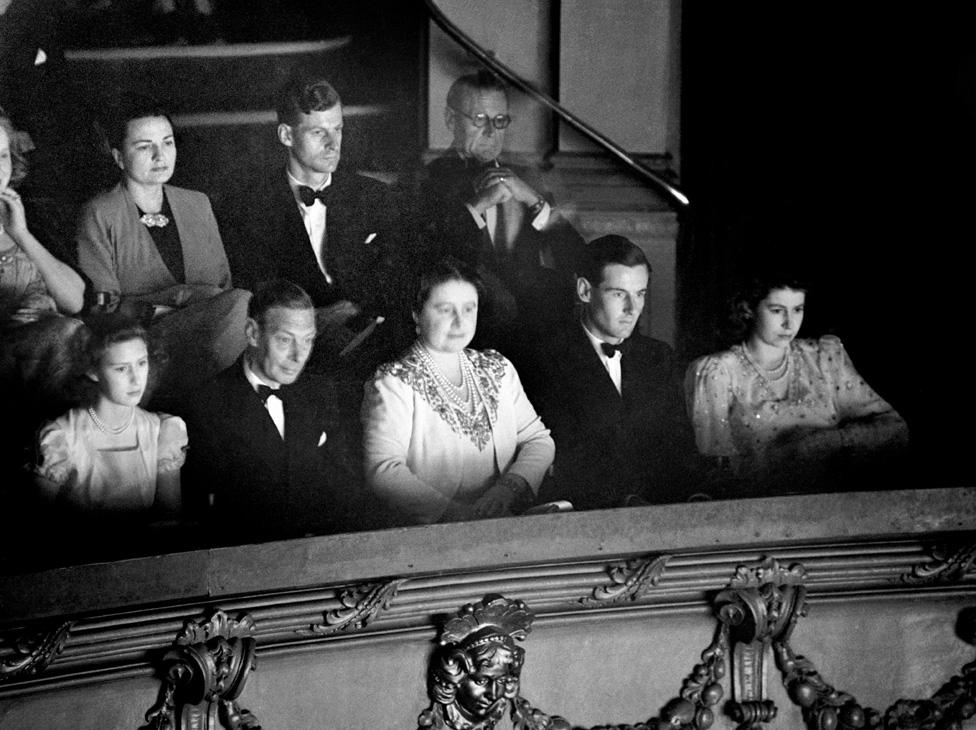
top-left (278, 106), bottom-right (343, 182)
top-left (245, 307), bottom-right (316, 388)
top-left (578, 263), bottom-right (649, 344)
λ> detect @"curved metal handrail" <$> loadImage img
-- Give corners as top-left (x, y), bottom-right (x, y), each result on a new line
top-left (423, 0), bottom-right (690, 209)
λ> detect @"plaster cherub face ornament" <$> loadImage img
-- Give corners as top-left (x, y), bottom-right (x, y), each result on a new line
top-left (418, 594), bottom-right (570, 730)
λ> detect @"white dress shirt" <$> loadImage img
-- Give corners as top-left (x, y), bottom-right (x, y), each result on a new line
top-left (465, 199), bottom-right (551, 247)
top-left (243, 358), bottom-right (285, 439)
top-left (287, 170), bottom-right (333, 284)
top-left (582, 321), bottom-right (623, 395)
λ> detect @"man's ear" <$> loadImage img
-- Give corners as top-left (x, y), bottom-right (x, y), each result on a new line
top-left (444, 106), bottom-right (456, 132)
top-left (577, 277), bottom-right (592, 304)
top-left (244, 317), bottom-right (260, 347)
top-left (111, 148), bottom-right (124, 171)
top-left (277, 123), bottom-right (293, 148)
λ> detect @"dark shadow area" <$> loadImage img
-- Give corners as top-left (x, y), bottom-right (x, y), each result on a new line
top-left (679, 5), bottom-right (973, 490)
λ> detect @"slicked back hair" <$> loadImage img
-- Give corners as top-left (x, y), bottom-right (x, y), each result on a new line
top-left (578, 235), bottom-right (651, 287)
top-left (276, 71), bottom-right (342, 127)
top-left (248, 279), bottom-right (314, 325)
top-left (446, 70), bottom-right (508, 112)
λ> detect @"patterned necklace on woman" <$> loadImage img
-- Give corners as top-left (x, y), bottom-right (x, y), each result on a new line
top-left (414, 342), bottom-right (481, 414)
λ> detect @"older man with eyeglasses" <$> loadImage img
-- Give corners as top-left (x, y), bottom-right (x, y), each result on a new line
top-left (418, 70), bottom-right (585, 365)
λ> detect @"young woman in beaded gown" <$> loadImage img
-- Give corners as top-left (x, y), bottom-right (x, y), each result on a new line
top-left (33, 313), bottom-right (186, 513)
top-left (685, 273), bottom-right (909, 493)
top-left (362, 257), bottom-right (554, 525)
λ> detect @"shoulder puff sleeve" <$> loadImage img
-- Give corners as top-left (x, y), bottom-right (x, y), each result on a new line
top-left (818, 336), bottom-right (909, 451)
top-left (361, 369), bottom-right (451, 523)
top-left (156, 414), bottom-right (189, 473)
top-left (818, 336), bottom-right (898, 421)
top-left (685, 354), bottom-right (737, 458)
top-left (34, 419), bottom-right (74, 487)
top-left (498, 356), bottom-right (554, 492)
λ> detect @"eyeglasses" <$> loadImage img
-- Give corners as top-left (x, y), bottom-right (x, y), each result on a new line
top-left (451, 108), bottom-right (512, 130)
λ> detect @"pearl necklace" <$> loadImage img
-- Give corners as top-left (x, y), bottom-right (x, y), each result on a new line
top-left (741, 343), bottom-right (795, 401)
top-left (415, 343), bottom-right (478, 413)
top-left (87, 406), bottom-right (135, 435)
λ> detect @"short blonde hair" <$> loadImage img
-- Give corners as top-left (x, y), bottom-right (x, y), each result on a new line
top-left (0, 114), bottom-right (29, 188)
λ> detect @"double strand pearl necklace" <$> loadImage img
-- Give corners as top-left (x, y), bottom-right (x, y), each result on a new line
top-left (415, 343), bottom-right (477, 412)
top-left (741, 342), bottom-right (794, 401)
top-left (87, 406), bottom-right (135, 435)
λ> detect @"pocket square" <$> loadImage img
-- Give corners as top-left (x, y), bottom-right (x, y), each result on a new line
top-left (364, 233), bottom-right (378, 244)
top-left (317, 432), bottom-right (328, 447)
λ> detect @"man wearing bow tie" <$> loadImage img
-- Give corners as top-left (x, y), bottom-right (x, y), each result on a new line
top-left (180, 279), bottom-right (363, 540)
top-left (524, 235), bottom-right (697, 510)
top-left (417, 70), bottom-right (584, 362)
top-left (220, 69), bottom-right (409, 375)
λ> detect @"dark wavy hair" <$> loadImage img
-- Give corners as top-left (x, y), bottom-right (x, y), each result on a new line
top-left (102, 96), bottom-right (174, 153)
top-left (412, 257), bottom-right (485, 317)
top-left (276, 69), bottom-right (342, 127)
top-left (0, 114), bottom-right (29, 188)
top-left (66, 313), bottom-right (166, 407)
top-left (728, 271), bottom-right (810, 342)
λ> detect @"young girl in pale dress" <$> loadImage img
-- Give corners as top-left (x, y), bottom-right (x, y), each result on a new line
top-left (34, 314), bottom-right (186, 513)
top-left (685, 273), bottom-right (909, 494)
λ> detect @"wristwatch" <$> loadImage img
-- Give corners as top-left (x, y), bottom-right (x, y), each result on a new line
top-left (527, 197), bottom-right (546, 216)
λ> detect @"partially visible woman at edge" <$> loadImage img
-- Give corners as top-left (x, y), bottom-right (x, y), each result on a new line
top-left (75, 97), bottom-right (249, 406)
top-left (34, 313), bottom-right (186, 514)
top-left (362, 257), bottom-right (554, 524)
top-left (685, 272), bottom-right (909, 493)
top-left (0, 112), bottom-right (85, 409)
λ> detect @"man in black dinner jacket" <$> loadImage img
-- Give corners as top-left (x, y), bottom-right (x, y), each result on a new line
top-left (525, 235), bottom-right (698, 510)
top-left (417, 70), bottom-right (584, 362)
top-left (181, 279), bottom-right (362, 540)
top-left (220, 69), bottom-right (409, 376)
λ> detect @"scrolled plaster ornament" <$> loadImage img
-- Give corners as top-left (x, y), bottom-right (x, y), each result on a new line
top-left (418, 594), bottom-right (570, 730)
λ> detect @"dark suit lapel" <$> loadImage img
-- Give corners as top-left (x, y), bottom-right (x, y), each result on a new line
top-left (566, 326), bottom-right (623, 405)
top-left (271, 174), bottom-right (317, 268)
top-left (224, 362), bottom-right (288, 462)
top-left (282, 394), bottom-right (315, 457)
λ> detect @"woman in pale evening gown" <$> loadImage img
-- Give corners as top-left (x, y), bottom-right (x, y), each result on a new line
top-left (685, 272), bottom-right (908, 493)
top-left (362, 257), bottom-right (554, 525)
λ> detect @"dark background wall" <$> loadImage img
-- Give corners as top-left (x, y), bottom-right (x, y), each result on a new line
top-left (679, 4), bottom-right (973, 485)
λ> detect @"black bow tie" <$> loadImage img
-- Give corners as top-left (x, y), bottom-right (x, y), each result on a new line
top-left (256, 384), bottom-right (288, 403)
top-left (297, 185), bottom-right (333, 207)
top-left (600, 340), bottom-right (630, 358)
